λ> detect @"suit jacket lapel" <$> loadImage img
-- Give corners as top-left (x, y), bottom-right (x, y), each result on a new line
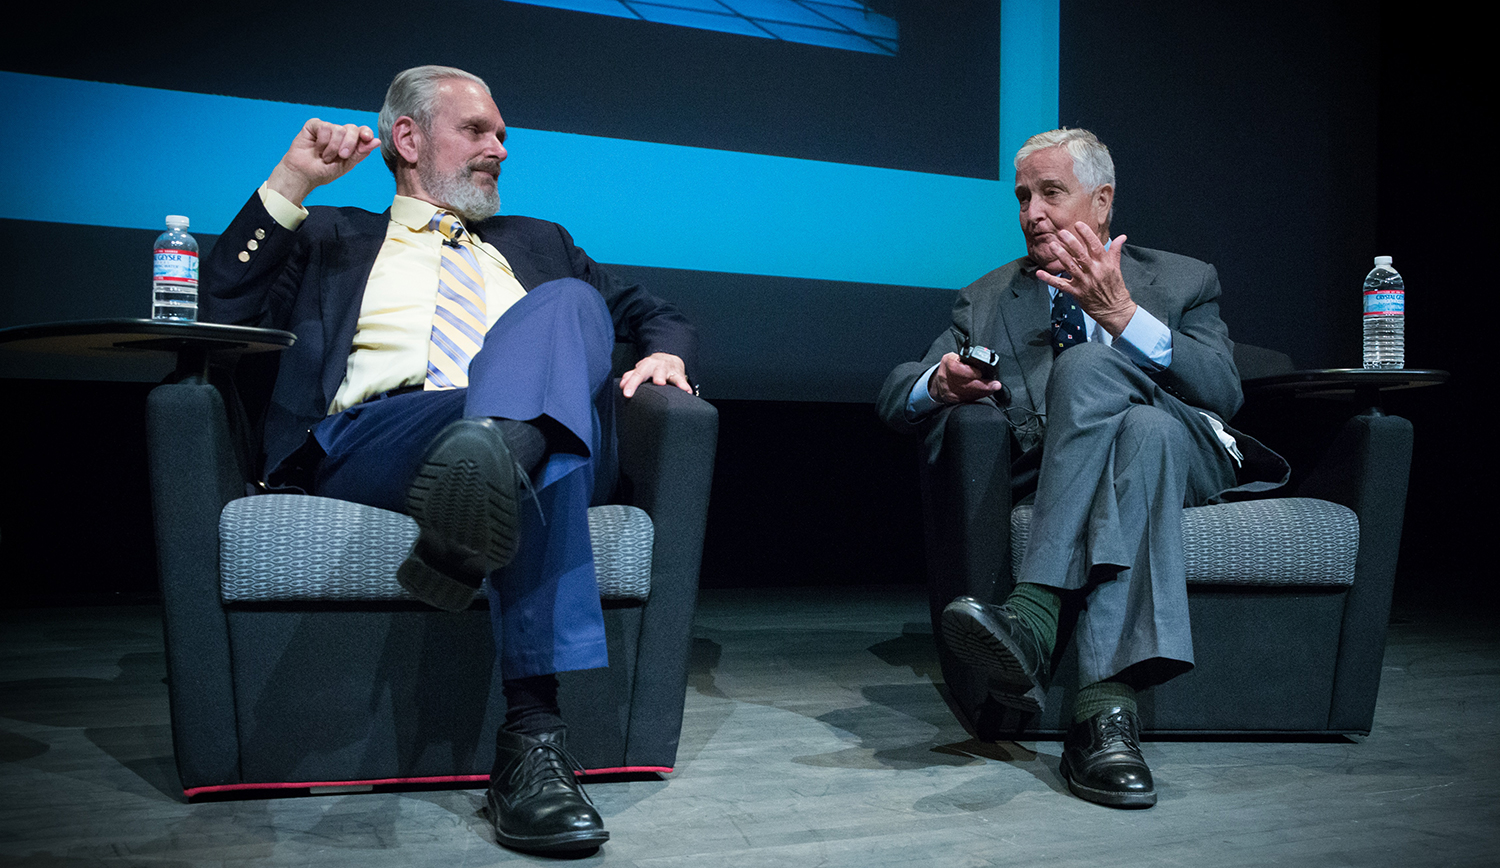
top-left (320, 209), bottom-right (388, 403)
top-left (996, 269), bottom-right (1053, 415)
top-left (481, 219), bottom-right (555, 291)
top-left (993, 246), bottom-right (1153, 418)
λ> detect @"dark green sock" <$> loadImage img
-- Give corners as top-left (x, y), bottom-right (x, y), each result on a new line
top-left (1072, 679), bottom-right (1138, 724)
top-left (1003, 582), bottom-right (1062, 660)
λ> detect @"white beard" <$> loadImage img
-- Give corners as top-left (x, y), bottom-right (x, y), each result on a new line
top-left (419, 159), bottom-right (501, 224)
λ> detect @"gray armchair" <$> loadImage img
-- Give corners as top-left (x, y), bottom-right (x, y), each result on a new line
top-left (920, 346), bottom-right (1413, 738)
top-left (146, 375), bottom-right (717, 798)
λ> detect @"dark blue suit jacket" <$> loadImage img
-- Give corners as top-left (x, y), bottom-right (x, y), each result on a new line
top-left (201, 191), bottom-right (697, 479)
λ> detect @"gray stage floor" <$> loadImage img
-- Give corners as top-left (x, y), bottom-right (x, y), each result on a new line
top-left (1, 587), bottom-right (1495, 867)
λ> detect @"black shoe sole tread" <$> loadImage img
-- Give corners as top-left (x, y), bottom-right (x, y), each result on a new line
top-left (398, 420), bottom-right (521, 611)
top-left (940, 602), bottom-right (1047, 713)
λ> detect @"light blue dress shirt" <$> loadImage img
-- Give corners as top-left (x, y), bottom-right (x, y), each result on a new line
top-left (904, 286), bottom-right (1173, 420)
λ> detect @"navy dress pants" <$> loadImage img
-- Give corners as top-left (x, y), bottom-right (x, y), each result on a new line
top-left (307, 278), bottom-right (615, 679)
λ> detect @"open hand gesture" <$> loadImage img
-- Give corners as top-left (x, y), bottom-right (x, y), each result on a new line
top-left (1035, 222), bottom-right (1137, 337)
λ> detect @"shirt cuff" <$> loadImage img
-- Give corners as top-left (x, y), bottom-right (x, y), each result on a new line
top-left (905, 363), bottom-right (944, 419)
top-left (1115, 305), bottom-right (1173, 370)
top-left (258, 182), bottom-right (309, 230)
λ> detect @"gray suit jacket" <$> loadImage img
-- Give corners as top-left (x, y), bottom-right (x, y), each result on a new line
top-left (877, 245), bottom-right (1284, 496)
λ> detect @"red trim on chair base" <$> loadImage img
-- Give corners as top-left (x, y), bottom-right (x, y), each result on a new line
top-left (183, 766), bottom-right (673, 799)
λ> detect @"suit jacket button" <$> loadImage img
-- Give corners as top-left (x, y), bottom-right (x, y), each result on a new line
top-left (247, 239), bottom-right (259, 250)
top-left (238, 250), bottom-right (251, 262)
top-left (254, 228), bottom-right (267, 240)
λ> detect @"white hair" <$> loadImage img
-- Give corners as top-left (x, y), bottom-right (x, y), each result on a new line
top-left (1015, 128), bottom-right (1116, 216)
top-left (377, 65), bottom-right (492, 173)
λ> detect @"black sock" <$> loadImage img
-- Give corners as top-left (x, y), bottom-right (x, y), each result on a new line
top-left (502, 674), bottom-right (564, 737)
top-left (493, 419), bottom-right (547, 477)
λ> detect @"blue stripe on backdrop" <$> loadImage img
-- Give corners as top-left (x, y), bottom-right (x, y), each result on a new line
top-left (0, 2), bottom-right (1056, 289)
top-left (1001, 0), bottom-right (1060, 162)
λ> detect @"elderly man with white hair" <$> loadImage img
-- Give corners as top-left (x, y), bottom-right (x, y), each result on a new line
top-left (878, 128), bottom-right (1285, 808)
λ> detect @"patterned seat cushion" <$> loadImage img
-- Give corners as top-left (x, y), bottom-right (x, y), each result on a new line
top-left (1010, 497), bottom-right (1358, 588)
top-left (219, 494), bottom-right (653, 604)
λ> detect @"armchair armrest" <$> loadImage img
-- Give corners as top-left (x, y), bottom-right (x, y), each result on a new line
top-left (145, 382), bottom-right (247, 790)
top-left (612, 383), bottom-right (718, 766)
top-left (615, 384), bottom-right (718, 575)
top-left (917, 401), bottom-right (1015, 625)
top-left (1297, 413), bottom-right (1415, 732)
top-left (915, 401), bottom-right (1016, 740)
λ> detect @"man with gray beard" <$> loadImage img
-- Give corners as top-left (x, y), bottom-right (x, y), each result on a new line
top-left (201, 65), bottom-right (697, 856)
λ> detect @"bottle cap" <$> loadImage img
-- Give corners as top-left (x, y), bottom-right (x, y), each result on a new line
top-left (165, 215), bottom-right (190, 229)
top-left (1374, 255), bottom-right (1392, 266)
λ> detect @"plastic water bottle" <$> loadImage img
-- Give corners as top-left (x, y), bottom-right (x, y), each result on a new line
top-left (152, 215), bottom-right (199, 321)
top-left (1362, 255), bottom-right (1404, 369)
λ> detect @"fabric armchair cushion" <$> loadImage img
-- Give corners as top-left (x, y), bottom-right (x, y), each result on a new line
top-left (219, 494), bottom-right (654, 604)
top-left (1009, 497), bottom-right (1358, 589)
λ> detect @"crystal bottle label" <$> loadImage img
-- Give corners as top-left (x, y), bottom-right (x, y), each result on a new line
top-left (1363, 289), bottom-right (1404, 316)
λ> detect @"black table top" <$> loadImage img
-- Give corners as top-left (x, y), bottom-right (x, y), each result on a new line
top-left (1244, 368), bottom-right (1448, 398)
top-left (0, 317), bottom-right (295, 358)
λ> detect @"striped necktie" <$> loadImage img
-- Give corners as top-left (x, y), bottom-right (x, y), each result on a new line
top-left (424, 211), bottom-right (487, 390)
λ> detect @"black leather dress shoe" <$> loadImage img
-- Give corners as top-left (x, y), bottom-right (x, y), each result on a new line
top-left (398, 418), bottom-right (521, 612)
top-left (488, 729), bottom-right (609, 854)
top-left (1060, 706), bottom-right (1157, 808)
top-left (940, 596), bottom-right (1050, 712)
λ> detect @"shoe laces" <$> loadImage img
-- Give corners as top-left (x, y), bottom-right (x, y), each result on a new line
top-left (514, 461), bottom-right (546, 526)
top-left (1096, 709), bottom-right (1142, 751)
top-left (506, 740), bottom-right (595, 806)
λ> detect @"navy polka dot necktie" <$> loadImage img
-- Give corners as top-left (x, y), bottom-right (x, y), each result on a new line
top-left (1050, 285), bottom-right (1086, 356)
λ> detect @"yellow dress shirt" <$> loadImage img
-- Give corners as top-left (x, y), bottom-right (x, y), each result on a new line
top-left (257, 185), bottom-right (528, 414)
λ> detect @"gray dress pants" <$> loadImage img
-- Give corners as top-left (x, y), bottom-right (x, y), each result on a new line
top-left (1016, 342), bottom-right (1238, 689)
